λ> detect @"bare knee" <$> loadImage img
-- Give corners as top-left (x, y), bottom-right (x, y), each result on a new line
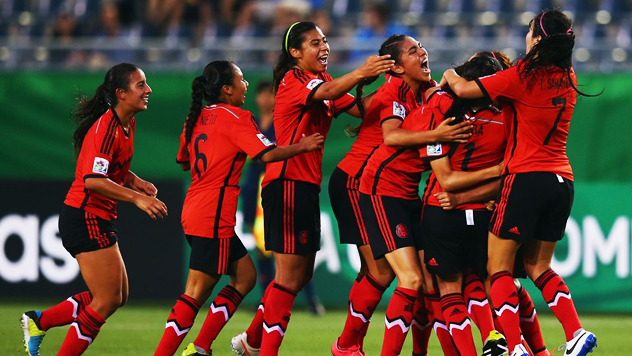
top-left (232, 268), bottom-right (257, 296)
top-left (525, 263), bottom-right (552, 282)
top-left (397, 270), bottom-right (423, 291)
top-left (91, 292), bottom-right (124, 318)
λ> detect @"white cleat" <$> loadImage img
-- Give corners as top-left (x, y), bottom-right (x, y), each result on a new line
top-left (564, 329), bottom-right (597, 356)
top-left (231, 331), bottom-right (260, 356)
top-left (510, 344), bottom-right (529, 356)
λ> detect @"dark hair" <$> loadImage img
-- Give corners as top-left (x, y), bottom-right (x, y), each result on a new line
top-left (474, 51), bottom-right (512, 70)
top-left (72, 63), bottom-right (139, 158)
top-left (442, 55), bottom-right (504, 123)
top-left (272, 21), bottom-right (318, 93)
top-left (184, 60), bottom-right (236, 147)
top-left (256, 80), bottom-right (273, 95)
top-left (519, 10), bottom-right (598, 96)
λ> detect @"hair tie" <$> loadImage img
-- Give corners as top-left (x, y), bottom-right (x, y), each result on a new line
top-left (491, 52), bottom-right (497, 60)
top-left (539, 12), bottom-right (549, 37)
top-left (566, 28), bottom-right (573, 34)
top-left (285, 22), bottom-right (300, 53)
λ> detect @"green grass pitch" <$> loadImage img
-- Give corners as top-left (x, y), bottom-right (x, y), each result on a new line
top-left (1, 300), bottom-right (629, 355)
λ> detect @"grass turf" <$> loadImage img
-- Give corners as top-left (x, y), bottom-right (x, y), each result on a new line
top-left (1, 299), bottom-right (628, 355)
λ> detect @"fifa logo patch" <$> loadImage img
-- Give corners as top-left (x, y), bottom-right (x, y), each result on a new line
top-left (306, 79), bottom-right (324, 90)
top-left (92, 157), bottom-right (109, 175)
top-left (392, 102), bottom-right (406, 118)
top-left (257, 133), bottom-right (274, 146)
top-left (426, 143), bottom-right (443, 156)
top-left (396, 223), bottom-right (408, 238)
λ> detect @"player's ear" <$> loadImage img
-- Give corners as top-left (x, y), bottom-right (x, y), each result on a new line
top-left (222, 84), bottom-right (233, 96)
top-left (115, 87), bottom-right (127, 101)
top-left (391, 63), bottom-right (404, 75)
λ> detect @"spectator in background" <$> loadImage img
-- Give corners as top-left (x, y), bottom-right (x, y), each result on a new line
top-left (348, 2), bottom-right (415, 63)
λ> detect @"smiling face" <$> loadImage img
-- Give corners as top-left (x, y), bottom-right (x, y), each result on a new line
top-left (393, 36), bottom-right (431, 86)
top-left (291, 27), bottom-right (330, 74)
top-left (221, 64), bottom-right (249, 107)
top-left (117, 68), bottom-right (151, 113)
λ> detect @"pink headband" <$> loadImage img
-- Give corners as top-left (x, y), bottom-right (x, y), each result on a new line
top-left (540, 12), bottom-right (548, 37)
top-left (491, 52), bottom-right (497, 60)
top-left (566, 28), bottom-right (573, 34)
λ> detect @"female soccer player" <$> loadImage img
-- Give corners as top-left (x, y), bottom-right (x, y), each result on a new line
top-left (442, 9), bottom-right (598, 356)
top-left (231, 21), bottom-right (394, 356)
top-left (329, 34), bottom-right (471, 356)
top-left (21, 63), bottom-right (167, 356)
top-left (154, 60), bottom-right (324, 356)
top-left (420, 55), bottom-right (505, 355)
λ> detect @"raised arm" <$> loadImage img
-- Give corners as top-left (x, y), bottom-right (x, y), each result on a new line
top-left (382, 117), bottom-right (472, 147)
top-left (441, 69), bottom-right (484, 99)
top-left (429, 156), bottom-right (501, 192)
top-left (260, 133), bottom-right (325, 163)
top-left (310, 55), bottom-right (394, 102)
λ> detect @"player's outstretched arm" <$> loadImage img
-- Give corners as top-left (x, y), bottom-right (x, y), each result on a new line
top-left (441, 69), bottom-right (484, 99)
top-left (260, 133), bottom-right (325, 163)
top-left (430, 156), bottom-right (502, 192)
top-left (85, 177), bottom-right (167, 220)
top-left (435, 179), bottom-right (501, 210)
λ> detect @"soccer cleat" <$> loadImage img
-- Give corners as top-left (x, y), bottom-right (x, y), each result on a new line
top-left (182, 342), bottom-right (210, 355)
top-left (510, 344), bottom-right (529, 356)
top-left (231, 331), bottom-right (260, 356)
top-left (482, 330), bottom-right (509, 356)
top-left (564, 329), bottom-right (597, 356)
top-left (21, 311), bottom-right (46, 356)
top-left (331, 337), bottom-right (365, 356)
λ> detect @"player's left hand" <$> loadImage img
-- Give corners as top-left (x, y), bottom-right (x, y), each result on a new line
top-left (435, 191), bottom-right (458, 210)
top-left (133, 179), bottom-right (158, 197)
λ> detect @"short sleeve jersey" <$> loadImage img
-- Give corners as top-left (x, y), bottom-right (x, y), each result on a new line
top-left (359, 87), bottom-right (443, 200)
top-left (176, 104), bottom-right (276, 238)
top-left (337, 75), bottom-right (437, 179)
top-left (421, 91), bottom-right (506, 210)
top-left (64, 109), bottom-right (135, 220)
top-left (475, 64), bottom-right (577, 180)
top-left (262, 69), bottom-right (355, 189)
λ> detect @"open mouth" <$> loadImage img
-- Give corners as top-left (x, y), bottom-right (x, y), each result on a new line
top-left (142, 96), bottom-right (149, 103)
top-left (421, 58), bottom-right (430, 73)
top-left (318, 54), bottom-right (328, 66)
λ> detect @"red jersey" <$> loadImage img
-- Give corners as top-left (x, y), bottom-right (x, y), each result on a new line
top-left (64, 109), bottom-right (135, 220)
top-left (359, 88), bottom-right (444, 200)
top-left (422, 91), bottom-right (506, 210)
top-left (262, 69), bottom-right (355, 188)
top-left (176, 104), bottom-right (276, 238)
top-left (475, 64), bottom-right (577, 180)
top-left (337, 75), bottom-right (437, 178)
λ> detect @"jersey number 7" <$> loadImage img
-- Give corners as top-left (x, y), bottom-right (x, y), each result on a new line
top-left (543, 97), bottom-right (567, 145)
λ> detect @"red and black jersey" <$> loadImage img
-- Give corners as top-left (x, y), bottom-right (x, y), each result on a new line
top-left (359, 88), bottom-right (447, 199)
top-left (475, 63), bottom-right (577, 180)
top-left (422, 91), bottom-right (506, 210)
top-left (262, 69), bottom-right (355, 189)
top-left (64, 109), bottom-right (135, 220)
top-left (337, 75), bottom-right (437, 179)
top-left (176, 103), bottom-right (276, 238)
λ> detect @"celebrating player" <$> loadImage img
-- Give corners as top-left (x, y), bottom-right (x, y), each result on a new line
top-left (21, 63), bottom-right (167, 356)
top-left (231, 21), bottom-right (394, 356)
top-left (442, 9), bottom-right (599, 356)
top-left (154, 60), bottom-right (323, 356)
top-left (329, 34), bottom-right (471, 356)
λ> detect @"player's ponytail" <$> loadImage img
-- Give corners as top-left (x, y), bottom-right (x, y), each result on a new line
top-left (442, 55), bottom-right (503, 123)
top-left (184, 60), bottom-right (236, 147)
top-left (272, 22), bottom-right (318, 93)
top-left (72, 63), bottom-right (139, 158)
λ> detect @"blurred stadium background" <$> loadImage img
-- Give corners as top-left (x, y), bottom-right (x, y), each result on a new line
top-left (1, 0), bottom-right (632, 353)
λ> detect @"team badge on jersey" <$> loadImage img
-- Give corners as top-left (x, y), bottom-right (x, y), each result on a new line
top-left (92, 157), bottom-right (109, 175)
top-left (396, 223), bottom-right (408, 238)
top-left (426, 143), bottom-right (443, 156)
top-left (256, 133), bottom-right (274, 146)
top-left (306, 79), bottom-right (324, 90)
top-left (393, 102), bottom-right (406, 119)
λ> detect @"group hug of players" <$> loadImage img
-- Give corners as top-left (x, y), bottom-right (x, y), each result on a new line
top-left (20, 8), bottom-right (599, 356)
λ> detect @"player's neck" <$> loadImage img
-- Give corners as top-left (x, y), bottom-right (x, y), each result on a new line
top-left (113, 107), bottom-right (132, 132)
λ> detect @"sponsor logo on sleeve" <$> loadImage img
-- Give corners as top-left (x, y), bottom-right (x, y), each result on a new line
top-left (256, 133), bottom-right (274, 146)
top-left (306, 79), bottom-right (324, 90)
top-left (426, 144), bottom-right (443, 156)
top-left (92, 157), bottom-right (109, 175)
top-left (393, 102), bottom-right (406, 118)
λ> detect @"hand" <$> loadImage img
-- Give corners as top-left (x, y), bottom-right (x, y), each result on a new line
top-left (299, 133), bottom-right (325, 152)
top-left (485, 200), bottom-right (496, 211)
top-left (441, 69), bottom-right (458, 86)
top-left (358, 54), bottom-right (395, 78)
top-left (433, 118), bottom-right (472, 143)
top-left (136, 180), bottom-right (158, 197)
top-left (435, 191), bottom-right (458, 210)
top-left (134, 195), bottom-right (168, 220)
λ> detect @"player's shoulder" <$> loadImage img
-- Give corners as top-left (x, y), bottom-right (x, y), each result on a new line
top-left (204, 103), bottom-right (251, 120)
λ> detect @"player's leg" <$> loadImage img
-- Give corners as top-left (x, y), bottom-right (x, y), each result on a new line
top-left (515, 280), bottom-right (551, 356)
top-left (436, 273), bottom-right (477, 355)
top-left (57, 243), bottom-right (126, 355)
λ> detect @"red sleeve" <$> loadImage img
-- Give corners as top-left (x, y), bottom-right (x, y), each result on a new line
top-left (81, 115), bottom-right (115, 180)
top-left (284, 69), bottom-right (324, 106)
top-left (406, 92), bottom-right (453, 160)
top-left (379, 98), bottom-right (409, 125)
top-left (176, 122), bottom-right (189, 164)
top-left (232, 112), bottom-right (276, 160)
top-left (333, 93), bottom-right (356, 116)
top-left (475, 66), bottom-right (523, 102)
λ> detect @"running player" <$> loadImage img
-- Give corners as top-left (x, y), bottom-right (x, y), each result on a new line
top-left (21, 63), bottom-right (167, 356)
top-left (231, 21), bottom-right (394, 356)
top-left (154, 60), bottom-right (324, 356)
top-left (420, 55), bottom-right (505, 355)
top-left (329, 34), bottom-right (471, 356)
top-left (442, 9), bottom-right (598, 356)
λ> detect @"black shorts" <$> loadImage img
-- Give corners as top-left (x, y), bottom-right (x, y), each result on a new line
top-left (59, 205), bottom-right (118, 257)
top-left (262, 179), bottom-right (321, 254)
top-left (329, 167), bottom-right (369, 246)
top-left (359, 193), bottom-right (423, 260)
top-left (422, 205), bottom-right (490, 276)
top-left (490, 172), bottom-right (574, 243)
top-left (186, 235), bottom-right (248, 275)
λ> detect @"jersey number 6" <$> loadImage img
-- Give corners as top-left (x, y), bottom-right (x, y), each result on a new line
top-left (194, 133), bottom-right (208, 178)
